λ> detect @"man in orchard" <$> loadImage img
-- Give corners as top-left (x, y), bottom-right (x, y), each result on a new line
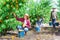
top-left (50, 8), bottom-right (57, 30)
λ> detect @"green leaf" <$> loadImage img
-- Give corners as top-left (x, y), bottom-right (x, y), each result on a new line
top-left (1, 24), bottom-right (6, 29)
top-left (0, 28), bottom-right (2, 32)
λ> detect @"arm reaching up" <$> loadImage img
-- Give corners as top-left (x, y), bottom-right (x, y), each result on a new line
top-left (13, 13), bottom-right (17, 18)
top-left (13, 13), bottom-right (24, 22)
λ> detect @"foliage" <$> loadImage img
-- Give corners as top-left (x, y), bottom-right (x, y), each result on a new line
top-left (0, 0), bottom-right (60, 33)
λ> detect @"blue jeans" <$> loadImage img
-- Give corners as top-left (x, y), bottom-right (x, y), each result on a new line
top-left (17, 25), bottom-right (29, 33)
top-left (35, 26), bottom-right (40, 32)
top-left (52, 18), bottom-right (56, 29)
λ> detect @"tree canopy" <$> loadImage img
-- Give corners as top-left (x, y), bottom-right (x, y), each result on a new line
top-left (0, 0), bottom-right (60, 33)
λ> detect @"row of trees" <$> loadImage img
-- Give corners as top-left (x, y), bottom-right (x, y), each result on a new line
top-left (0, 0), bottom-right (60, 34)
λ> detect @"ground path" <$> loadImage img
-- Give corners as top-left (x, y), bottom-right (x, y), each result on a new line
top-left (0, 30), bottom-right (60, 40)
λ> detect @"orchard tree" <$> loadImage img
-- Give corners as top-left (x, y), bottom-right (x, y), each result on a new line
top-left (0, 0), bottom-right (26, 34)
top-left (0, 0), bottom-right (60, 34)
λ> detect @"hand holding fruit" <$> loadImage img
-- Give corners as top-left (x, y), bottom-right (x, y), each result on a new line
top-left (23, 24), bottom-right (26, 27)
top-left (13, 13), bottom-right (17, 18)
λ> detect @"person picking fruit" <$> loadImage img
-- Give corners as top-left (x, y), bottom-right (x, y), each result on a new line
top-left (35, 16), bottom-right (43, 33)
top-left (13, 13), bottom-right (31, 34)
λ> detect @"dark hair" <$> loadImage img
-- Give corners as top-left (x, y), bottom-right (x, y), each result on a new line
top-left (52, 8), bottom-right (56, 9)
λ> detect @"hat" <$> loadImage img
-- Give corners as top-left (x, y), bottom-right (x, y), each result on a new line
top-left (25, 14), bottom-right (29, 17)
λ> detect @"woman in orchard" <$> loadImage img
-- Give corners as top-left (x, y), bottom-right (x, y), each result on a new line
top-left (13, 13), bottom-right (31, 34)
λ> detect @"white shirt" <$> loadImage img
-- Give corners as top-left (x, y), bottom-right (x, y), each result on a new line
top-left (24, 20), bottom-right (27, 25)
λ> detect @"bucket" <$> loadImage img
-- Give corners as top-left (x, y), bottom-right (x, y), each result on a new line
top-left (18, 30), bottom-right (25, 38)
top-left (49, 22), bottom-right (59, 26)
top-left (35, 27), bottom-right (40, 32)
top-left (55, 22), bottom-right (59, 26)
top-left (49, 22), bottom-right (52, 26)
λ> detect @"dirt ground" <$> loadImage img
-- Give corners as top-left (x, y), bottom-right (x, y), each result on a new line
top-left (0, 29), bottom-right (60, 40)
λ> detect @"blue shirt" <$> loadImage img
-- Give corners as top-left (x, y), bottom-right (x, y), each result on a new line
top-left (36, 18), bottom-right (43, 26)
